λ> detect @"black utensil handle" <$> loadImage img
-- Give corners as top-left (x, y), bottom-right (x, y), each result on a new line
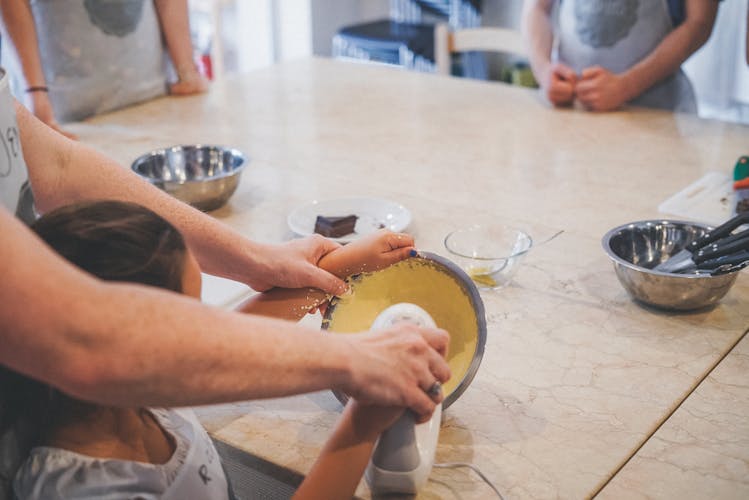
top-left (688, 212), bottom-right (749, 252)
top-left (694, 230), bottom-right (749, 263)
top-left (697, 250), bottom-right (749, 269)
top-left (711, 260), bottom-right (749, 276)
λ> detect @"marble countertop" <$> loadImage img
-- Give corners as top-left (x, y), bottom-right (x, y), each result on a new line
top-left (74, 58), bottom-right (749, 499)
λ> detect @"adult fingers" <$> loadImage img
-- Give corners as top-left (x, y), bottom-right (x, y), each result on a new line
top-left (307, 265), bottom-right (347, 296)
top-left (553, 63), bottom-right (577, 82)
top-left (407, 383), bottom-right (438, 422)
top-left (581, 66), bottom-right (602, 80)
top-left (575, 78), bottom-right (596, 96)
top-left (418, 327), bottom-right (450, 359)
top-left (307, 234), bottom-right (342, 260)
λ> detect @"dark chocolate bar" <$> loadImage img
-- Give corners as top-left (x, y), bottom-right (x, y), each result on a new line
top-left (314, 214), bottom-right (358, 238)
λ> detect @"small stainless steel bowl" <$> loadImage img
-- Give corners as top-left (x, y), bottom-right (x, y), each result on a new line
top-left (132, 145), bottom-right (246, 211)
top-left (602, 220), bottom-right (740, 311)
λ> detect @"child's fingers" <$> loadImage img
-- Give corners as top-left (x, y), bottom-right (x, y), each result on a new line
top-left (383, 230), bottom-right (415, 250)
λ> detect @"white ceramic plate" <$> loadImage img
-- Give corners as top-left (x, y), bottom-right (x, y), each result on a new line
top-left (287, 196), bottom-right (412, 243)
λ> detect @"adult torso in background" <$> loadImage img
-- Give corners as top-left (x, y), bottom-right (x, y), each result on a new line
top-left (0, 68), bottom-right (34, 224)
top-left (557, 0), bottom-right (697, 113)
top-left (31, 0), bottom-right (167, 122)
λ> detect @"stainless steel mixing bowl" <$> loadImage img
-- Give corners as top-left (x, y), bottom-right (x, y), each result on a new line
top-left (322, 252), bottom-right (486, 409)
top-left (602, 220), bottom-right (740, 311)
top-left (132, 145), bottom-right (246, 211)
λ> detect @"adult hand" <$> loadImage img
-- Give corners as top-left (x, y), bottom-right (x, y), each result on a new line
top-left (340, 323), bottom-right (451, 424)
top-left (248, 235), bottom-right (347, 296)
top-left (30, 92), bottom-right (78, 140)
top-left (542, 63), bottom-right (577, 107)
top-left (169, 69), bottom-right (210, 95)
top-left (577, 66), bottom-right (629, 112)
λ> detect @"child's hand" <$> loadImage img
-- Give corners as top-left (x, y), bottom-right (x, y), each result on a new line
top-left (318, 229), bottom-right (415, 279)
top-left (543, 63), bottom-right (577, 107)
top-left (577, 66), bottom-right (629, 112)
top-left (347, 399), bottom-right (405, 441)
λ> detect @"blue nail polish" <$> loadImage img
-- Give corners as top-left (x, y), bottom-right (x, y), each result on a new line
top-left (409, 249), bottom-right (418, 257)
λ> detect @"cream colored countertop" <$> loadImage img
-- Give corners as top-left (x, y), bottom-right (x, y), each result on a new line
top-left (74, 58), bottom-right (749, 499)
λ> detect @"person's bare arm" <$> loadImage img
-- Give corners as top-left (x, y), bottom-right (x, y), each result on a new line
top-left (15, 100), bottom-right (345, 295)
top-left (296, 323), bottom-right (447, 500)
top-left (0, 0), bottom-right (77, 138)
top-left (577, 0), bottom-right (719, 111)
top-left (522, 0), bottom-right (576, 106)
top-left (293, 401), bottom-right (405, 500)
top-left (0, 207), bottom-right (449, 416)
top-left (153, 0), bottom-right (209, 95)
top-left (237, 231), bottom-right (415, 320)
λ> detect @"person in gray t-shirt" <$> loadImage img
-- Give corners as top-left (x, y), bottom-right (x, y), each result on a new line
top-left (523, 0), bottom-right (720, 112)
top-left (0, 0), bottom-right (209, 138)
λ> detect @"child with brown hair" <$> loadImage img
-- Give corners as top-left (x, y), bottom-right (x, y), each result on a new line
top-left (3, 200), bottom-right (445, 499)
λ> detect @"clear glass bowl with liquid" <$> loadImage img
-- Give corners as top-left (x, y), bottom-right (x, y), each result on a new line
top-left (444, 225), bottom-right (533, 289)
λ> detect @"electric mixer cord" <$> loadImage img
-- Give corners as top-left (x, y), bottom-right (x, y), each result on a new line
top-left (433, 462), bottom-right (505, 499)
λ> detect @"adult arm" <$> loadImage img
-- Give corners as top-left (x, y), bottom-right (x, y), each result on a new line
top-left (522, 0), bottom-right (576, 106)
top-left (0, 0), bottom-right (77, 138)
top-left (0, 207), bottom-right (448, 417)
top-left (153, 0), bottom-right (209, 95)
top-left (576, 0), bottom-right (719, 111)
top-left (15, 100), bottom-right (346, 295)
top-left (237, 231), bottom-right (416, 320)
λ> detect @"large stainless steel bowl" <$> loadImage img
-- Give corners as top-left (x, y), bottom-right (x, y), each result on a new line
top-left (322, 252), bottom-right (487, 409)
top-left (132, 145), bottom-right (246, 211)
top-left (602, 220), bottom-right (740, 311)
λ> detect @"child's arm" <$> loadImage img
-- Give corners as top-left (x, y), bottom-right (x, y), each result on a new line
top-left (235, 230), bottom-right (415, 320)
top-left (292, 400), bottom-right (404, 500)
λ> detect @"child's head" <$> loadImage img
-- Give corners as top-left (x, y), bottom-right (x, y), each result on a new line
top-left (31, 200), bottom-right (199, 296)
top-left (0, 200), bottom-right (199, 440)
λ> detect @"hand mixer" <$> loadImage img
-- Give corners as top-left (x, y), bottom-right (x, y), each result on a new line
top-left (365, 303), bottom-right (442, 496)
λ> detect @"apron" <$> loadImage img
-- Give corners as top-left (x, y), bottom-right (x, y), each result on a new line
top-left (0, 68), bottom-right (35, 224)
top-left (557, 0), bottom-right (697, 113)
top-left (31, 0), bottom-right (167, 122)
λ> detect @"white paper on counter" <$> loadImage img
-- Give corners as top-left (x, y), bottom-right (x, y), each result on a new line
top-left (658, 171), bottom-right (733, 226)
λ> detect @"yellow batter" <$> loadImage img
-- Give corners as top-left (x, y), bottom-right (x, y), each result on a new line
top-left (324, 258), bottom-right (481, 400)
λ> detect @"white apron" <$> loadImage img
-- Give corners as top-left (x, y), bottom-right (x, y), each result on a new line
top-left (557, 0), bottom-right (697, 113)
top-left (0, 68), bottom-right (35, 224)
top-left (30, 0), bottom-right (167, 122)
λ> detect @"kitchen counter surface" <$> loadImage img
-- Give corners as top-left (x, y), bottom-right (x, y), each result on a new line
top-left (75, 58), bottom-right (749, 499)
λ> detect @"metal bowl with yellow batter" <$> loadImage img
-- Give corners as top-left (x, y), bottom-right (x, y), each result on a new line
top-left (322, 252), bottom-right (487, 409)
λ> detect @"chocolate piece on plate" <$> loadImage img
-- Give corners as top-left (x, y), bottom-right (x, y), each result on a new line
top-left (314, 214), bottom-right (358, 238)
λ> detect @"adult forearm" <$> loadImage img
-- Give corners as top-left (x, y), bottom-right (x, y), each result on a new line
top-left (153, 0), bottom-right (197, 75)
top-left (0, 0), bottom-right (46, 87)
top-left (0, 209), bottom-right (351, 407)
top-left (522, 0), bottom-right (555, 84)
top-left (15, 101), bottom-right (265, 285)
top-left (621, 9), bottom-right (717, 101)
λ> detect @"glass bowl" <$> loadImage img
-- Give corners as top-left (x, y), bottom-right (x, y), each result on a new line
top-left (444, 225), bottom-right (533, 289)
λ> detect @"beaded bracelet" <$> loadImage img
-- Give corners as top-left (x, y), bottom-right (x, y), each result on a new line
top-left (25, 86), bottom-right (49, 93)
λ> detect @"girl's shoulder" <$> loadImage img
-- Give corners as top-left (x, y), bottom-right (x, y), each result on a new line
top-left (12, 409), bottom-right (192, 500)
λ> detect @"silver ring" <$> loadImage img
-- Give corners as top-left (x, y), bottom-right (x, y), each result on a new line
top-left (426, 381), bottom-right (442, 397)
